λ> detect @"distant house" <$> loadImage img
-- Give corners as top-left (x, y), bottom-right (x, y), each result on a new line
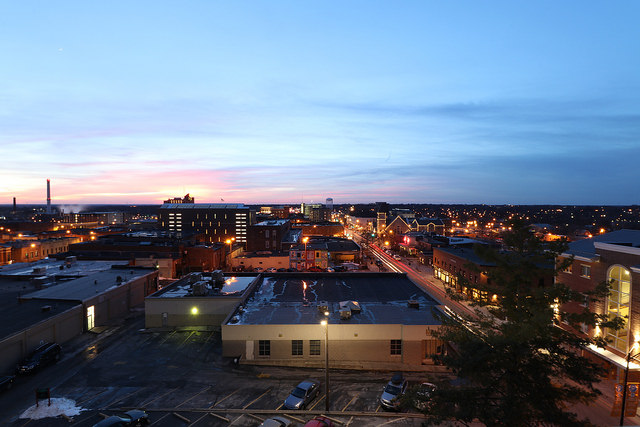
top-left (386, 216), bottom-right (412, 235)
top-left (412, 218), bottom-right (445, 234)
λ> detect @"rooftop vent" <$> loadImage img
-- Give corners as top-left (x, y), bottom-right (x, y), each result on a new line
top-left (317, 301), bottom-right (329, 313)
top-left (339, 300), bottom-right (361, 314)
top-left (41, 305), bottom-right (52, 313)
top-left (408, 300), bottom-right (420, 309)
top-left (340, 309), bottom-right (351, 320)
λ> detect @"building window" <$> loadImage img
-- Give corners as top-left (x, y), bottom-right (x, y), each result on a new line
top-left (607, 265), bottom-right (631, 352)
top-left (580, 265), bottom-right (591, 278)
top-left (265, 230), bottom-right (270, 238)
top-left (390, 339), bottom-right (402, 355)
top-left (258, 340), bottom-right (270, 356)
top-left (310, 340), bottom-right (321, 355)
top-left (292, 340), bottom-right (303, 356)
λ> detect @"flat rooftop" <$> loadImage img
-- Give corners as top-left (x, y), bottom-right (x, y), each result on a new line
top-left (21, 266), bottom-right (156, 302)
top-left (0, 259), bottom-right (127, 278)
top-left (564, 229), bottom-right (640, 259)
top-left (159, 203), bottom-right (250, 210)
top-left (0, 277), bottom-right (80, 341)
top-left (152, 273), bottom-right (258, 298)
top-left (230, 273), bottom-right (442, 326)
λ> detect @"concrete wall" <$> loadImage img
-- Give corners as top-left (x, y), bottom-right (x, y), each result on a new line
top-left (85, 270), bottom-right (158, 328)
top-left (145, 296), bottom-right (244, 328)
top-left (0, 305), bottom-right (83, 373)
top-left (221, 323), bottom-right (441, 369)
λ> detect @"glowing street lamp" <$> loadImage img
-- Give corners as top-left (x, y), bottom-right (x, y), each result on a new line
top-left (620, 339), bottom-right (640, 426)
top-left (321, 311), bottom-right (330, 411)
top-left (302, 237), bottom-right (309, 270)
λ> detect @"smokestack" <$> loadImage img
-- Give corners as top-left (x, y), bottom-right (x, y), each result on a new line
top-left (12, 197), bottom-right (16, 213)
top-left (46, 179), bottom-right (52, 214)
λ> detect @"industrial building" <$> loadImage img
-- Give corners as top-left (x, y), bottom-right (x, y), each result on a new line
top-left (0, 264), bottom-right (158, 373)
top-left (222, 273), bottom-right (445, 370)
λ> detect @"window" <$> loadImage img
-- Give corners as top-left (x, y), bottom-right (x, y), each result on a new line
top-left (292, 340), bottom-right (303, 356)
top-left (265, 230), bottom-right (270, 238)
top-left (581, 265), bottom-right (591, 278)
top-left (258, 340), bottom-right (270, 356)
top-left (390, 339), bottom-right (402, 355)
top-left (607, 265), bottom-right (631, 351)
top-left (310, 340), bottom-right (321, 355)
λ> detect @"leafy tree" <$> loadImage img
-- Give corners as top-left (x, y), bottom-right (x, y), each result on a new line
top-left (417, 221), bottom-right (622, 426)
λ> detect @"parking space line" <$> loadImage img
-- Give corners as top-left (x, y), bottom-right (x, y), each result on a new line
top-left (342, 395), bottom-right (357, 411)
top-left (18, 419), bottom-right (31, 427)
top-left (149, 412), bottom-right (171, 426)
top-left (139, 387), bottom-right (177, 407)
top-left (308, 394), bottom-right (325, 410)
top-left (275, 403), bottom-right (283, 410)
top-left (211, 388), bottom-right (238, 407)
top-left (177, 331), bottom-right (195, 348)
top-left (176, 386), bottom-right (211, 408)
top-left (345, 416), bottom-right (354, 426)
top-left (158, 330), bottom-right (176, 345)
top-left (378, 417), bottom-right (407, 425)
top-left (198, 331), bottom-right (215, 352)
top-left (228, 414), bottom-right (244, 425)
top-left (105, 387), bottom-right (146, 408)
top-left (189, 413), bottom-right (209, 426)
top-left (243, 387), bottom-right (272, 409)
top-left (376, 404), bottom-right (381, 412)
top-left (77, 388), bottom-right (110, 405)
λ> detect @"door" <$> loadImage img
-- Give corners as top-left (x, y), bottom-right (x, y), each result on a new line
top-left (246, 340), bottom-right (254, 360)
top-left (86, 305), bottom-right (95, 330)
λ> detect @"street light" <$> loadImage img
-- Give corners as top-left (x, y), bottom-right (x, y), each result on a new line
top-left (620, 340), bottom-right (640, 426)
top-left (321, 310), bottom-right (330, 411)
top-left (302, 237), bottom-right (309, 271)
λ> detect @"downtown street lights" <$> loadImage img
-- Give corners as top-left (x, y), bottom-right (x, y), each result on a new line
top-left (321, 310), bottom-right (330, 411)
top-left (302, 236), bottom-right (309, 270)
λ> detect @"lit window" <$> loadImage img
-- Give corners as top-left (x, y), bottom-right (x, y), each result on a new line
top-left (580, 265), bottom-right (591, 278)
top-left (607, 265), bottom-right (631, 351)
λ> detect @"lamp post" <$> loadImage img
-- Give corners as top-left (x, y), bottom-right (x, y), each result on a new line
top-left (620, 341), bottom-right (640, 426)
top-left (302, 237), bottom-right (309, 270)
top-left (225, 237), bottom-right (235, 269)
top-left (321, 311), bottom-right (330, 411)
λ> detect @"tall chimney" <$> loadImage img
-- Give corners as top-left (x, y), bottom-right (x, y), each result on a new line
top-left (12, 197), bottom-right (16, 213)
top-left (46, 179), bottom-right (52, 214)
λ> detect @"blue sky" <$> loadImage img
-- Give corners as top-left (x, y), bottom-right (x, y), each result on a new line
top-left (1, 1), bottom-right (639, 205)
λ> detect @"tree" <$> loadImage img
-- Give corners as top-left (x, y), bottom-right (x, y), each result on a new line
top-left (417, 221), bottom-right (622, 426)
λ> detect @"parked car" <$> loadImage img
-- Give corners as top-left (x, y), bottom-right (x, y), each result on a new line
top-left (92, 410), bottom-right (149, 426)
top-left (325, 267), bottom-right (335, 272)
top-left (380, 373), bottom-right (407, 410)
top-left (304, 416), bottom-right (335, 427)
top-left (17, 342), bottom-right (61, 375)
top-left (266, 267), bottom-right (277, 273)
top-left (412, 382), bottom-right (437, 411)
top-left (277, 268), bottom-right (288, 272)
top-left (254, 267), bottom-right (264, 272)
top-left (283, 379), bottom-right (320, 409)
top-left (308, 266), bottom-right (323, 272)
top-left (0, 374), bottom-right (15, 392)
top-left (393, 254), bottom-right (402, 260)
top-left (258, 416), bottom-right (292, 427)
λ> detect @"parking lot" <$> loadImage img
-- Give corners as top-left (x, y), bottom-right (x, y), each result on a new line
top-left (0, 313), bottom-right (444, 426)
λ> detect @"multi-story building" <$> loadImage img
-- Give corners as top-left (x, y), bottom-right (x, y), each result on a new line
top-left (158, 203), bottom-right (255, 245)
top-left (246, 219), bottom-right (292, 252)
top-left (412, 218), bottom-right (446, 234)
top-left (164, 193), bottom-right (195, 204)
top-left (557, 229), bottom-right (640, 379)
top-left (290, 242), bottom-right (329, 271)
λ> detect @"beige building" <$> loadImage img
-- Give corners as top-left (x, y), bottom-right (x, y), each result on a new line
top-left (222, 273), bottom-right (444, 370)
top-left (145, 272), bottom-right (260, 328)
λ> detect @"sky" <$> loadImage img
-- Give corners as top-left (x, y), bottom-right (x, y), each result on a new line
top-left (1, 1), bottom-right (639, 205)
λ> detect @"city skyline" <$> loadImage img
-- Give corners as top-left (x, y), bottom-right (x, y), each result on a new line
top-left (2, 1), bottom-right (639, 205)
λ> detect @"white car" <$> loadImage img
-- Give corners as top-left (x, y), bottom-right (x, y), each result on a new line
top-left (259, 416), bottom-right (292, 427)
top-left (393, 254), bottom-right (401, 260)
